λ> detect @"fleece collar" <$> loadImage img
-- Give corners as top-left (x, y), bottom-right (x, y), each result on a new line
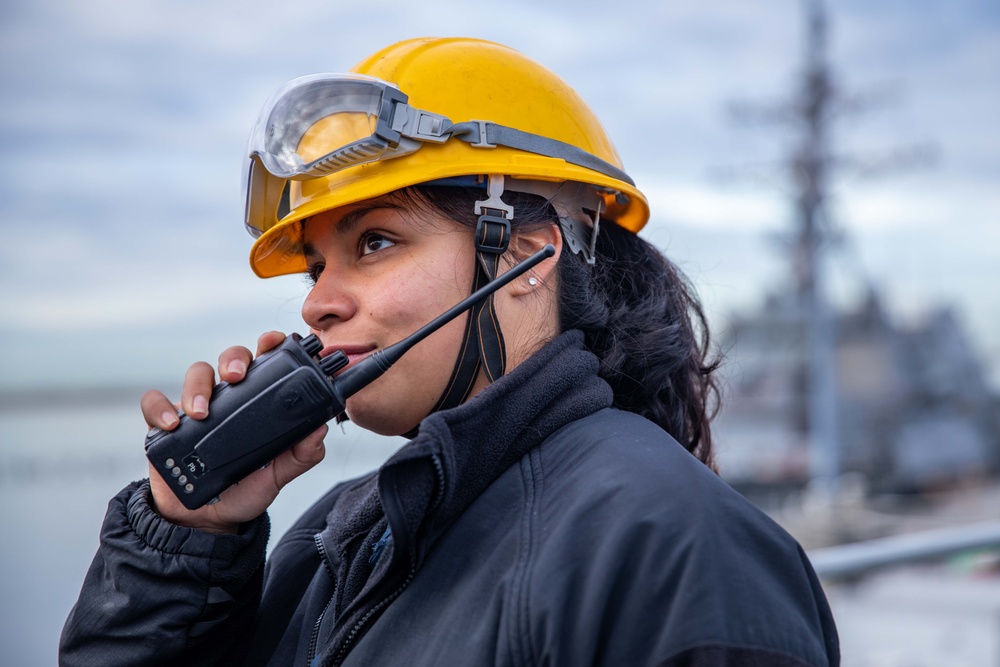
top-left (396, 329), bottom-right (613, 553)
top-left (316, 330), bottom-right (613, 619)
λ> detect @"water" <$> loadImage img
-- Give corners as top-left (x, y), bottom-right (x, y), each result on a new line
top-left (0, 395), bottom-right (404, 666)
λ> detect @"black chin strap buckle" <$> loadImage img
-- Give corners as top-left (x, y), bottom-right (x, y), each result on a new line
top-left (475, 208), bottom-right (510, 254)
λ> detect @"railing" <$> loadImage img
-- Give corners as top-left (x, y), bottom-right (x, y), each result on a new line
top-left (808, 519), bottom-right (1000, 581)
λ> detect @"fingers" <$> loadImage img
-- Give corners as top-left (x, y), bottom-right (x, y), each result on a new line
top-left (140, 352), bottom-right (247, 428)
top-left (144, 420), bottom-right (328, 533)
top-left (181, 361), bottom-right (216, 419)
top-left (178, 336), bottom-right (277, 420)
top-left (270, 425), bottom-right (328, 491)
top-left (148, 461), bottom-right (241, 534)
top-left (256, 330), bottom-right (286, 357)
top-left (217, 345), bottom-right (254, 384)
top-left (217, 333), bottom-right (285, 384)
top-left (141, 390), bottom-right (180, 430)
top-left (140, 331), bottom-right (312, 533)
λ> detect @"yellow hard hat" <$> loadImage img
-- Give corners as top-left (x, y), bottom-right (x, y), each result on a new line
top-left (245, 37), bottom-right (649, 278)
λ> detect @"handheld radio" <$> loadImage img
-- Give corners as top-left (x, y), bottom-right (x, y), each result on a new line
top-left (145, 244), bottom-right (555, 509)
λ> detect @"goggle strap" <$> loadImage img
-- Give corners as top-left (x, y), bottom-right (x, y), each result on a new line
top-left (451, 121), bottom-right (636, 187)
top-left (392, 105), bottom-right (452, 144)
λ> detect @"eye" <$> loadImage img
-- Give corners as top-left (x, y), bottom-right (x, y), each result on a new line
top-left (360, 231), bottom-right (395, 256)
top-left (305, 263), bottom-right (324, 286)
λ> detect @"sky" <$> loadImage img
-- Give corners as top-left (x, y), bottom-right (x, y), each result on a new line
top-left (1, 0), bottom-right (998, 392)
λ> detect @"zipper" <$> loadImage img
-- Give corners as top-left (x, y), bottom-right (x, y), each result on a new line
top-left (427, 454), bottom-right (445, 512)
top-left (321, 453), bottom-right (446, 667)
top-left (306, 534), bottom-right (337, 666)
top-left (327, 569), bottom-right (416, 667)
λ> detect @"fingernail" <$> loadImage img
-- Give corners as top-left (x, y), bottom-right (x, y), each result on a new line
top-left (227, 359), bottom-right (246, 376)
top-left (161, 411), bottom-right (179, 428)
top-left (192, 395), bottom-right (209, 416)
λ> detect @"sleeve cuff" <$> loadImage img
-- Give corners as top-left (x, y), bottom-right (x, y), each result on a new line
top-left (115, 479), bottom-right (269, 571)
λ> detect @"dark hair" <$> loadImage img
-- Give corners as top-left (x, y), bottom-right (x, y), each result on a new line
top-left (391, 185), bottom-right (721, 471)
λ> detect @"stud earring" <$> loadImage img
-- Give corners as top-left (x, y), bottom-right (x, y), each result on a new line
top-left (528, 276), bottom-right (538, 286)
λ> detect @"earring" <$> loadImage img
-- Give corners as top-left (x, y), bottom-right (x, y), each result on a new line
top-left (528, 276), bottom-right (538, 286)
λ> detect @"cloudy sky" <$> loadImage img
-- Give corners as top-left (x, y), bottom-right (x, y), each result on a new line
top-left (1, 0), bottom-right (998, 391)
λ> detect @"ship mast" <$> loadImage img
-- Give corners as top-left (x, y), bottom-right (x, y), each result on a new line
top-left (723, 0), bottom-right (936, 494)
top-left (795, 0), bottom-right (840, 495)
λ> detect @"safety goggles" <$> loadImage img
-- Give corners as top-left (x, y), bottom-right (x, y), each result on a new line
top-left (242, 73), bottom-right (635, 238)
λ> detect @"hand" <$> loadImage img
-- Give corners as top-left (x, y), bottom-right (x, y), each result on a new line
top-left (139, 331), bottom-right (328, 534)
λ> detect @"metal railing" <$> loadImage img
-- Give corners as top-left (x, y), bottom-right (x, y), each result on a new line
top-left (808, 519), bottom-right (1000, 581)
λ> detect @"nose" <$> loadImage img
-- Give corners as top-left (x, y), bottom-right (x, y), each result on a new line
top-left (301, 264), bottom-right (359, 333)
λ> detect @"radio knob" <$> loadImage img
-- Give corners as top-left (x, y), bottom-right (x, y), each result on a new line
top-left (300, 334), bottom-right (323, 356)
top-left (320, 351), bottom-right (349, 376)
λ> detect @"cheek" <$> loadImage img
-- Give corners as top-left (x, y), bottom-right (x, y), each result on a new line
top-left (372, 263), bottom-right (471, 328)
top-left (369, 284), bottom-right (440, 331)
top-left (344, 316), bottom-right (469, 434)
top-left (342, 242), bottom-right (476, 433)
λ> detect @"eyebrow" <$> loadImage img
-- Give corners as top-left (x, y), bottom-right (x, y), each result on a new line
top-left (302, 203), bottom-right (402, 262)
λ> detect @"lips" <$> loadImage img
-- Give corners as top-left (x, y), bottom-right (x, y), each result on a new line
top-left (319, 344), bottom-right (376, 369)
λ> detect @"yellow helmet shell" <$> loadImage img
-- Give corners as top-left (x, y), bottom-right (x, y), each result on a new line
top-left (249, 37), bottom-right (649, 278)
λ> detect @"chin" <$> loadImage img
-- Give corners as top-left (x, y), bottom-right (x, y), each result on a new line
top-left (344, 400), bottom-right (422, 438)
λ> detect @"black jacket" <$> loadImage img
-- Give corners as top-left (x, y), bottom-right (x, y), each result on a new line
top-left (62, 331), bottom-right (839, 666)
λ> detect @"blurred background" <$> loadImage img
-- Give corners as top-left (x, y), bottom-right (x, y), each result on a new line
top-left (1, 0), bottom-right (998, 664)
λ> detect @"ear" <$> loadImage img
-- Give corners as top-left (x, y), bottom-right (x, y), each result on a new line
top-left (506, 221), bottom-right (562, 296)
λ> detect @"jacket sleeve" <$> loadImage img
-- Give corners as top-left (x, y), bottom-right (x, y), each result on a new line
top-left (59, 480), bottom-right (270, 667)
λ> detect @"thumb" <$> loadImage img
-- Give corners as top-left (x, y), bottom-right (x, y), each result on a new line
top-left (270, 424), bottom-right (328, 490)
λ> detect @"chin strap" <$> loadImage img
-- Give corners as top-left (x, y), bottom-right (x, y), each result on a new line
top-left (430, 175), bottom-right (511, 414)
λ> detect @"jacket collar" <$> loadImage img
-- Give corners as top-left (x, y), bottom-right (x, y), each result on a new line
top-left (317, 330), bottom-right (613, 607)
top-left (382, 329), bottom-right (613, 562)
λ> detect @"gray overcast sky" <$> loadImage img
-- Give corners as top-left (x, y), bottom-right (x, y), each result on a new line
top-left (1, 0), bottom-right (998, 390)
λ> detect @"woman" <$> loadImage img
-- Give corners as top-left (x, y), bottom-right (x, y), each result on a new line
top-left (61, 38), bottom-right (839, 666)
